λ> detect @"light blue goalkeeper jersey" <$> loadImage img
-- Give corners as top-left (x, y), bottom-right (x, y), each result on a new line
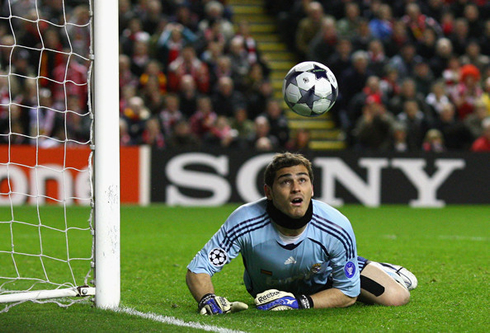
top-left (187, 198), bottom-right (360, 298)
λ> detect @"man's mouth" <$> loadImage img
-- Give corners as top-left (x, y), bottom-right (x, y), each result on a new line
top-left (291, 197), bottom-right (303, 206)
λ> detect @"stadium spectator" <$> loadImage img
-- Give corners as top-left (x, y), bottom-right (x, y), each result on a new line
top-left (379, 66), bottom-right (400, 101)
top-left (384, 20), bottom-right (410, 58)
top-left (481, 77), bottom-right (490, 113)
top-left (155, 22), bottom-right (198, 68)
top-left (52, 57), bottom-right (89, 111)
top-left (422, 128), bottom-right (446, 152)
top-left (139, 60), bottom-right (167, 115)
top-left (449, 18), bottom-right (470, 56)
top-left (338, 50), bottom-right (372, 123)
top-left (243, 63), bottom-right (273, 120)
top-left (432, 102), bottom-right (474, 150)
top-left (459, 40), bottom-right (490, 74)
top-left (119, 54), bottom-right (138, 93)
top-left (167, 119), bottom-right (201, 149)
top-left (229, 106), bottom-right (255, 148)
top-left (416, 27), bottom-right (438, 61)
top-left (347, 75), bottom-right (385, 134)
top-left (308, 17), bottom-right (338, 64)
top-left (471, 117), bottom-right (490, 151)
top-left (429, 37), bottom-right (453, 79)
top-left (337, 2), bottom-right (362, 40)
top-left (388, 42), bottom-right (423, 79)
top-left (66, 5), bottom-right (91, 59)
top-left (201, 40), bottom-right (225, 76)
top-left (204, 115), bottom-right (237, 148)
top-left (295, 1), bottom-right (326, 60)
top-left (142, 117), bottom-right (165, 148)
top-left (227, 35), bottom-right (252, 90)
top-left (178, 74), bottom-right (199, 118)
top-left (368, 3), bottom-right (394, 42)
top-left (326, 38), bottom-right (352, 81)
top-left (401, 2), bottom-right (441, 43)
top-left (350, 18), bottom-right (374, 52)
top-left (121, 96), bottom-right (151, 145)
top-left (389, 78), bottom-right (430, 118)
top-left (389, 122), bottom-right (409, 152)
top-left (261, 99), bottom-right (290, 148)
top-left (158, 93), bottom-right (183, 138)
top-left (464, 100), bottom-right (490, 139)
top-left (450, 64), bottom-right (483, 120)
top-left (197, 1), bottom-right (235, 42)
top-left (247, 115), bottom-right (279, 151)
top-left (463, 3), bottom-right (484, 40)
top-left (211, 76), bottom-right (246, 118)
top-left (120, 17), bottom-right (145, 58)
top-left (396, 99), bottom-right (431, 151)
top-left (190, 95), bottom-right (217, 139)
top-left (235, 20), bottom-right (263, 69)
top-left (196, 18), bottom-right (228, 57)
top-left (140, 0), bottom-right (165, 36)
top-left (187, 152), bottom-right (417, 315)
top-left (140, 74), bottom-right (166, 116)
top-left (426, 80), bottom-right (451, 116)
top-left (366, 39), bottom-right (388, 78)
top-left (129, 31), bottom-right (152, 78)
top-left (167, 45), bottom-right (210, 93)
top-left (352, 95), bottom-right (394, 151)
top-left (412, 60), bottom-right (435, 97)
top-left (286, 128), bottom-right (312, 154)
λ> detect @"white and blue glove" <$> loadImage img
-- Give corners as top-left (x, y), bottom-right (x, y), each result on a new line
top-left (254, 289), bottom-right (314, 311)
top-left (198, 293), bottom-right (248, 315)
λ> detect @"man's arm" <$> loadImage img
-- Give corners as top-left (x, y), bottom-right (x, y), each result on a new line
top-left (186, 270), bottom-right (215, 302)
top-left (186, 270), bottom-right (248, 315)
top-left (255, 288), bottom-right (357, 311)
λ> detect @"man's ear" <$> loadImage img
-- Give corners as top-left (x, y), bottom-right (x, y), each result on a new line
top-left (264, 184), bottom-right (273, 200)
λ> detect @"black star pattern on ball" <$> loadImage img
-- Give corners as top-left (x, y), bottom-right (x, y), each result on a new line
top-left (296, 86), bottom-right (321, 109)
top-left (308, 64), bottom-right (328, 79)
top-left (285, 69), bottom-right (304, 86)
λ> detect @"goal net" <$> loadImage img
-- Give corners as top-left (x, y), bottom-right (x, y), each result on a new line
top-left (0, 0), bottom-right (120, 312)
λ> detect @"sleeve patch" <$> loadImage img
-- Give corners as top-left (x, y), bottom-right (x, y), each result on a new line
top-left (208, 248), bottom-right (228, 267)
top-left (344, 261), bottom-right (356, 279)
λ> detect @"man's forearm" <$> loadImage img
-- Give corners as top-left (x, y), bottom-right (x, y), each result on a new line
top-left (186, 270), bottom-right (215, 302)
top-left (310, 288), bottom-right (357, 309)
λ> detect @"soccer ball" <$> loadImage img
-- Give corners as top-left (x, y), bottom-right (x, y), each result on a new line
top-left (282, 61), bottom-right (338, 117)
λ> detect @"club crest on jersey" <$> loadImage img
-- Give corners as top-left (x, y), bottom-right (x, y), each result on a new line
top-left (208, 248), bottom-right (227, 267)
top-left (310, 263), bottom-right (322, 274)
top-left (344, 261), bottom-right (356, 278)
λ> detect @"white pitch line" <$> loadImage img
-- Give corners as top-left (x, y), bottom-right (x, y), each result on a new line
top-left (438, 235), bottom-right (488, 242)
top-left (116, 307), bottom-right (248, 333)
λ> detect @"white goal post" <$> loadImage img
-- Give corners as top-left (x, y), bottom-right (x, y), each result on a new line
top-left (0, 0), bottom-right (120, 311)
top-left (93, 0), bottom-right (120, 309)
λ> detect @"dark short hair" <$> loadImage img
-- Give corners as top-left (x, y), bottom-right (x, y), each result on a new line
top-left (264, 152), bottom-right (313, 187)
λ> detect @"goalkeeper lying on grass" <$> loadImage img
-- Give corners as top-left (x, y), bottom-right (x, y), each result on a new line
top-left (186, 152), bottom-right (417, 314)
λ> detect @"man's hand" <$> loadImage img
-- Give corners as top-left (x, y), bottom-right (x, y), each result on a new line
top-left (254, 289), bottom-right (313, 311)
top-left (198, 293), bottom-right (248, 315)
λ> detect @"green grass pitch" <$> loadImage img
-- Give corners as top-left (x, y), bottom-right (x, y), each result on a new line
top-left (1, 204), bottom-right (489, 332)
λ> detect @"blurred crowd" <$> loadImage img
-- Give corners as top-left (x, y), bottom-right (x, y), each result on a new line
top-left (269, 0), bottom-right (490, 152)
top-left (0, 0), bottom-right (489, 152)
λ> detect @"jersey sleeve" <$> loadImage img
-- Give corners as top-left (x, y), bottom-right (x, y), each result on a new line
top-left (187, 209), bottom-right (244, 276)
top-left (314, 201), bottom-right (361, 298)
top-left (328, 217), bottom-right (360, 298)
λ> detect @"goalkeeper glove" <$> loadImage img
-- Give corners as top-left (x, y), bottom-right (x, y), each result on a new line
top-left (198, 293), bottom-right (248, 315)
top-left (254, 289), bottom-right (314, 311)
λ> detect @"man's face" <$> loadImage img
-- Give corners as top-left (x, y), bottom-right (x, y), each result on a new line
top-left (265, 165), bottom-right (313, 219)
